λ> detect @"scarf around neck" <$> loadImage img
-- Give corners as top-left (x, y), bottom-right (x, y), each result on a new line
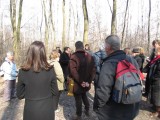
top-left (150, 55), bottom-right (160, 65)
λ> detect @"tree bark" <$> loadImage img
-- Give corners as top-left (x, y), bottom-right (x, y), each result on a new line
top-left (10, 0), bottom-right (23, 60)
top-left (148, 0), bottom-right (151, 53)
top-left (67, 0), bottom-right (71, 46)
top-left (43, 0), bottom-right (49, 52)
top-left (49, 0), bottom-right (56, 48)
top-left (121, 0), bottom-right (129, 48)
top-left (62, 0), bottom-right (66, 49)
top-left (111, 0), bottom-right (117, 35)
top-left (82, 0), bottom-right (89, 45)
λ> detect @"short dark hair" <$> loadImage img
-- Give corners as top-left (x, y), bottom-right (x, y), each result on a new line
top-left (124, 48), bottom-right (131, 55)
top-left (152, 40), bottom-right (160, 46)
top-left (75, 41), bottom-right (84, 49)
top-left (64, 47), bottom-right (70, 52)
top-left (21, 41), bottom-right (52, 72)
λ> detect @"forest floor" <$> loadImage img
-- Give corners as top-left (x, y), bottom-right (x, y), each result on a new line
top-left (0, 79), bottom-right (159, 120)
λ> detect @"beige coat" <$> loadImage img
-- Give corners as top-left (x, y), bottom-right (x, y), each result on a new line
top-left (49, 60), bottom-right (64, 91)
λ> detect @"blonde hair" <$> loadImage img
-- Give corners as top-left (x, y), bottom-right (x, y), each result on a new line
top-left (139, 47), bottom-right (145, 54)
top-left (49, 50), bottom-right (60, 60)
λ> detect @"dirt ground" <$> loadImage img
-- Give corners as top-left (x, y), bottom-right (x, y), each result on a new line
top-left (0, 79), bottom-right (159, 120)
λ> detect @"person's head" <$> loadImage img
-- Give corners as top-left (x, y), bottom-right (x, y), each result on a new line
top-left (7, 51), bottom-right (14, 61)
top-left (105, 35), bottom-right (121, 55)
top-left (22, 41), bottom-right (51, 72)
top-left (50, 50), bottom-right (60, 61)
top-left (152, 40), bottom-right (160, 48)
top-left (139, 47), bottom-right (145, 55)
top-left (56, 47), bottom-right (60, 51)
top-left (124, 48), bottom-right (131, 55)
top-left (64, 47), bottom-right (71, 54)
top-left (132, 48), bottom-right (140, 56)
top-left (85, 44), bottom-right (90, 50)
top-left (155, 46), bottom-right (160, 56)
top-left (75, 41), bottom-right (84, 50)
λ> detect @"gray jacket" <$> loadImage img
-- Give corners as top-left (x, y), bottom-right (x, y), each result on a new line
top-left (94, 50), bottom-right (140, 120)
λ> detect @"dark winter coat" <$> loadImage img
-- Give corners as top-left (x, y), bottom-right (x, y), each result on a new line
top-left (69, 50), bottom-right (95, 94)
top-left (139, 54), bottom-right (145, 72)
top-left (16, 68), bottom-right (58, 120)
top-left (94, 50), bottom-right (140, 120)
top-left (148, 59), bottom-right (160, 106)
top-left (134, 55), bottom-right (143, 69)
top-left (149, 48), bottom-right (155, 61)
top-left (59, 52), bottom-right (70, 79)
top-left (143, 49), bottom-right (156, 96)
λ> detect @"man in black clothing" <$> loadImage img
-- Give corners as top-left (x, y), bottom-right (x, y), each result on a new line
top-left (132, 48), bottom-right (142, 69)
top-left (59, 47), bottom-right (71, 90)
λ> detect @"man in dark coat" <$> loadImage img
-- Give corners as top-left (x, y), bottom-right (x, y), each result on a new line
top-left (94, 35), bottom-right (140, 120)
top-left (132, 48), bottom-right (143, 69)
top-left (69, 41), bottom-right (95, 120)
top-left (59, 47), bottom-right (71, 90)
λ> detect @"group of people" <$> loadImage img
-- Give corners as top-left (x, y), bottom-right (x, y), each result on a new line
top-left (0, 35), bottom-right (160, 120)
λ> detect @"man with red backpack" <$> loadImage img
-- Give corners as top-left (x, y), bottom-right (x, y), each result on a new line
top-left (93, 35), bottom-right (141, 120)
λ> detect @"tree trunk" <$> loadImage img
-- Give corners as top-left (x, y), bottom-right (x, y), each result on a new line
top-left (82, 0), bottom-right (89, 45)
top-left (67, 0), bottom-right (71, 46)
top-left (49, 0), bottom-right (56, 48)
top-left (10, 0), bottom-right (23, 60)
top-left (148, 0), bottom-right (151, 53)
top-left (62, 0), bottom-right (66, 49)
top-left (16, 0), bottom-right (23, 58)
top-left (43, 0), bottom-right (49, 52)
top-left (121, 0), bottom-right (129, 48)
top-left (111, 0), bottom-right (117, 35)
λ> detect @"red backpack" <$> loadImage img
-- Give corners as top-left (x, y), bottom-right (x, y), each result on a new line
top-left (112, 59), bottom-right (142, 104)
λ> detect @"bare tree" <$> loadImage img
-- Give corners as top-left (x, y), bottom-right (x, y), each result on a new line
top-left (82, 0), bottom-right (89, 45)
top-left (111, 0), bottom-right (117, 34)
top-left (49, 0), bottom-right (56, 48)
top-left (121, 0), bottom-right (129, 48)
top-left (148, 0), bottom-right (151, 52)
top-left (62, 0), bottom-right (66, 48)
top-left (10, 0), bottom-right (24, 60)
top-left (67, 0), bottom-right (71, 46)
top-left (42, 0), bottom-right (49, 52)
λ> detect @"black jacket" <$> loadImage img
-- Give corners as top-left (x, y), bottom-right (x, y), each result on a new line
top-left (139, 54), bottom-right (145, 71)
top-left (134, 55), bottom-right (143, 69)
top-left (148, 59), bottom-right (160, 106)
top-left (94, 50), bottom-right (140, 120)
top-left (59, 52), bottom-right (70, 79)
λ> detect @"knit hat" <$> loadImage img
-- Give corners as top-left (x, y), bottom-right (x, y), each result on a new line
top-left (132, 48), bottom-right (140, 53)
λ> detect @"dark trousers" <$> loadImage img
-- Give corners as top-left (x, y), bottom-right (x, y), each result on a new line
top-left (145, 75), bottom-right (150, 96)
top-left (4, 80), bottom-right (16, 101)
top-left (74, 92), bottom-right (90, 116)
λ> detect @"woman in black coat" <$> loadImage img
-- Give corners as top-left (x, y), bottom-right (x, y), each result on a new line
top-left (148, 46), bottom-right (160, 118)
top-left (16, 41), bottom-right (58, 120)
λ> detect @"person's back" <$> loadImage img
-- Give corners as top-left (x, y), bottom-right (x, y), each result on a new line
top-left (16, 41), bottom-right (58, 120)
top-left (69, 41), bottom-right (95, 120)
top-left (94, 35), bottom-right (140, 120)
top-left (70, 50), bottom-right (94, 85)
top-left (18, 69), bottom-right (57, 100)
